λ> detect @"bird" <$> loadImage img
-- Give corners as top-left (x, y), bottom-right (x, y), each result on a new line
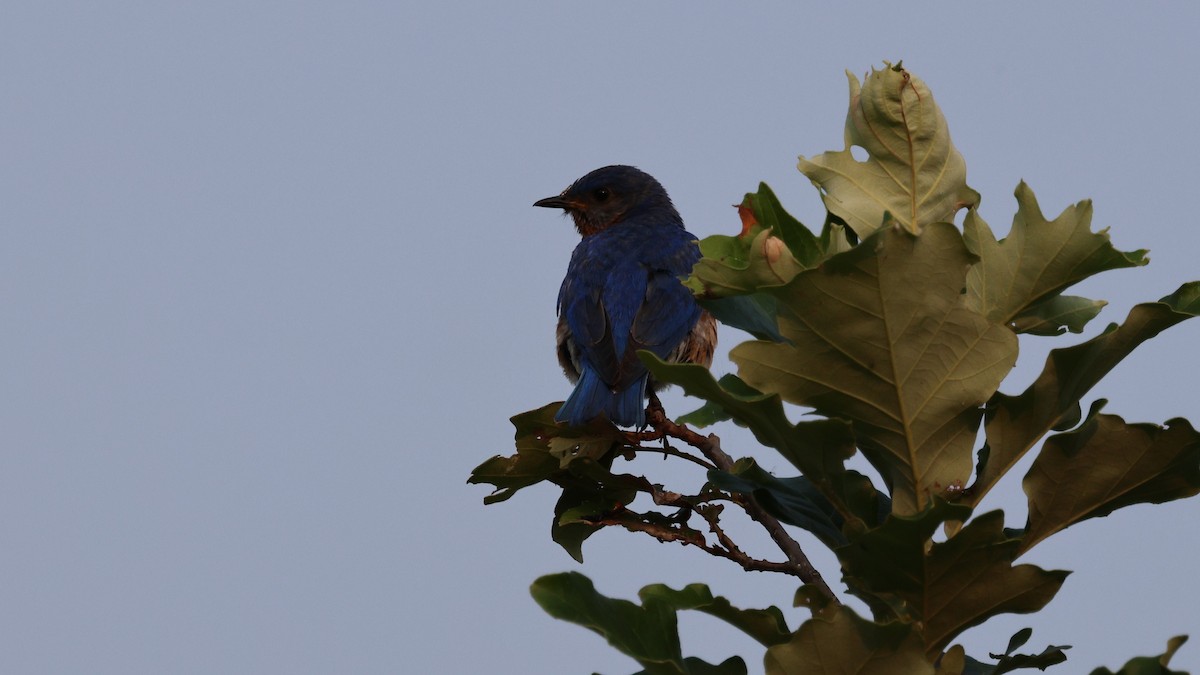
top-left (534, 165), bottom-right (717, 428)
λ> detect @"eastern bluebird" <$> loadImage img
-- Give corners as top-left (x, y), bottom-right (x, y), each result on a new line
top-left (534, 165), bottom-right (717, 428)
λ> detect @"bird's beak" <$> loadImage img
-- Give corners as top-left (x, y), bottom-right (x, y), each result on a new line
top-left (533, 195), bottom-right (575, 209)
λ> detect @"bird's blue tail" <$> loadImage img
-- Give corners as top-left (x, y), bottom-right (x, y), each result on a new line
top-left (556, 368), bottom-right (647, 428)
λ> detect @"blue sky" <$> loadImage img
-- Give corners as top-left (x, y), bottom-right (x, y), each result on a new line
top-left (3, 3), bottom-right (1197, 673)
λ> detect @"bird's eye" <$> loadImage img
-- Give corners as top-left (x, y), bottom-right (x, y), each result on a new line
top-left (593, 188), bottom-right (610, 202)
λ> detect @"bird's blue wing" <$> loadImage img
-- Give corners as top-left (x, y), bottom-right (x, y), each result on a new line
top-left (557, 259), bottom-right (649, 426)
top-left (629, 243), bottom-right (702, 360)
top-left (558, 272), bottom-right (607, 361)
top-left (578, 235), bottom-right (701, 387)
top-left (556, 229), bottom-right (702, 427)
top-left (561, 263), bottom-right (646, 393)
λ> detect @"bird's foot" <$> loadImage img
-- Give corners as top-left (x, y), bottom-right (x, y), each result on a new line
top-left (644, 391), bottom-right (670, 448)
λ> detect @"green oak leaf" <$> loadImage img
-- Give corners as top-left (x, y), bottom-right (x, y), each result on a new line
top-left (1089, 636), bottom-right (1189, 675)
top-left (640, 355), bottom-right (885, 530)
top-left (551, 485), bottom-right (609, 563)
top-left (549, 470), bottom-right (633, 564)
top-left (468, 403), bottom-right (647, 561)
top-left (798, 62), bottom-right (978, 237)
top-left (1020, 404), bottom-right (1200, 554)
top-left (674, 373), bottom-right (763, 428)
top-left (764, 605), bottom-right (935, 675)
top-left (687, 228), bottom-right (804, 298)
top-left (531, 573), bottom-right (697, 675)
top-left (701, 294), bottom-right (789, 344)
top-left (1003, 628), bottom-right (1035, 656)
top-left (708, 459), bottom-right (848, 548)
top-left (468, 403), bottom-right (626, 504)
top-left (967, 281), bottom-right (1200, 507)
top-left (686, 227), bottom-right (801, 343)
top-left (950, 627), bottom-right (1070, 674)
top-left (741, 182), bottom-right (823, 266)
top-left (638, 583), bottom-right (792, 648)
top-left (988, 644), bottom-right (1070, 675)
top-left (837, 503), bottom-right (1069, 656)
top-left (820, 214), bottom-right (856, 256)
top-left (962, 183), bottom-right (1147, 334)
top-left (1010, 295), bottom-right (1106, 336)
top-left (730, 223), bottom-right (1017, 515)
top-left (549, 456), bottom-right (656, 561)
top-left (937, 645), bottom-right (973, 674)
top-left (468, 403), bottom-right (567, 504)
top-left (685, 184), bottom-right (823, 341)
top-left (686, 184), bottom-right (824, 342)
top-left (630, 657), bottom-right (749, 675)
top-left (531, 573), bottom-right (767, 675)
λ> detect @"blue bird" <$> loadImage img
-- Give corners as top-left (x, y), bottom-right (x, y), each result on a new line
top-left (534, 165), bottom-right (717, 427)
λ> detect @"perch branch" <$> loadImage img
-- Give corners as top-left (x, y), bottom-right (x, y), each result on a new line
top-left (589, 506), bottom-right (816, 577)
top-left (645, 405), bottom-right (841, 606)
top-left (620, 439), bottom-right (718, 470)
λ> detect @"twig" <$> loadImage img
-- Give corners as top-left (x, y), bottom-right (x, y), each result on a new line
top-left (697, 505), bottom-right (743, 557)
top-left (646, 405), bottom-right (841, 606)
top-left (622, 442), bottom-right (717, 471)
top-left (589, 508), bottom-right (815, 577)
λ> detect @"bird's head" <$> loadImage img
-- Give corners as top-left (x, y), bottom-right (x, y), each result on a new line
top-left (534, 165), bottom-right (679, 236)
